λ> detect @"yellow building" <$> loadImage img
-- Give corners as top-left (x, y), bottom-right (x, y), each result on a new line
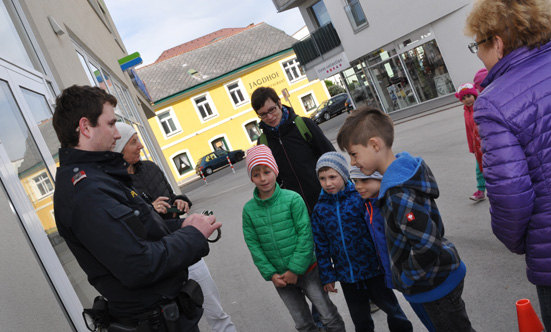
top-left (139, 23), bottom-right (330, 183)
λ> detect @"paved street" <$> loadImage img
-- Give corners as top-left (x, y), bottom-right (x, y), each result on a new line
top-left (180, 106), bottom-right (537, 331)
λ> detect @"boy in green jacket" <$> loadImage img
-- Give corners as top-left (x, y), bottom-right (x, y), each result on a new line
top-left (242, 144), bottom-right (345, 332)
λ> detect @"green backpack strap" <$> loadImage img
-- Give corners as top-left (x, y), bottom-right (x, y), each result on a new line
top-left (293, 116), bottom-right (313, 143)
top-left (257, 116), bottom-right (312, 146)
top-left (259, 132), bottom-right (268, 146)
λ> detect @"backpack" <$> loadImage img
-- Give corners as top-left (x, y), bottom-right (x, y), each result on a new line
top-left (258, 116), bottom-right (312, 146)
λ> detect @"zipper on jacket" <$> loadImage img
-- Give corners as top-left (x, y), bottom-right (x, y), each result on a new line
top-left (265, 200), bottom-right (284, 269)
top-left (366, 201), bottom-right (382, 271)
top-left (336, 195), bottom-right (355, 281)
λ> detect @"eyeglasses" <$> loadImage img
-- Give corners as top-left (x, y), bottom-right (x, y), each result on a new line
top-left (468, 36), bottom-right (492, 54)
top-left (257, 105), bottom-right (279, 119)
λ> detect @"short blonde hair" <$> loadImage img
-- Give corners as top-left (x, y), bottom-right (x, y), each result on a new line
top-left (465, 0), bottom-right (551, 56)
top-left (337, 107), bottom-right (394, 151)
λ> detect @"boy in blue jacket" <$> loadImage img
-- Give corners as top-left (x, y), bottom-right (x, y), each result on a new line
top-left (337, 108), bottom-right (475, 332)
top-left (311, 152), bottom-right (412, 332)
top-left (350, 166), bottom-right (435, 332)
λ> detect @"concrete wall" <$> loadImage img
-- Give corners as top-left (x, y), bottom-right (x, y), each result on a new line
top-left (0, 186), bottom-right (71, 331)
top-left (297, 1), bottom-right (486, 107)
top-left (323, 0), bottom-right (469, 62)
top-left (431, 4), bottom-right (485, 88)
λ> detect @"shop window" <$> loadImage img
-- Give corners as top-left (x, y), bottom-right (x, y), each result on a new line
top-left (225, 80), bottom-right (248, 107)
top-left (244, 121), bottom-right (261, 142)
top-left (301, 93), bottom-right (317, 112)
top-left (157, 108), bottom-right (181, 137)
top-left (344, 0), bottom-right (368, 31)
top-left (310, 1), bottom-right (331, 28)
top-left (282, 58), bottom-right (306, 83)
top-left (342, 64), bottom-right (380, 110)
top-left (193, 94), bottom-right (218, 121)
top-left (400, 39), bottom-right (454, 102)
top-left (369, 56), bottom-right (416, 112)
top-left (172, 152), bottom-right (192, 176)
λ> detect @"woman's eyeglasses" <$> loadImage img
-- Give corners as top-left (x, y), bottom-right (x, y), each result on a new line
top-left (468, 36), bottom-right (493, 54)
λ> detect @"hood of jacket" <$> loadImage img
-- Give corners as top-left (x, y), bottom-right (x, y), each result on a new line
top-left (379, 151), bottom-right (439, 200)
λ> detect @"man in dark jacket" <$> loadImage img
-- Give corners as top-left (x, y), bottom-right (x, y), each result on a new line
top-left (52, 85), bottom-right (220, 331)
top-left (251, 87), bottom-right (335, 214)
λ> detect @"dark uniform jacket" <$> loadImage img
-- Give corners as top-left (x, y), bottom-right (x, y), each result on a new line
top-left (130, 160), bottom-right (192, 219)
top-left (53, 148), bottom-right (208, 317)
top-left (258, 107), bottom-right (335, 214)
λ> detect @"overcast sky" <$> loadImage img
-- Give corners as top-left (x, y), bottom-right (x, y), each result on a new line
top-left (105, 0), bottom-right (306, 66)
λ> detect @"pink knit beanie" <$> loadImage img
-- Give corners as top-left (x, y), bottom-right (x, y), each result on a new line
top-left (246, 144), bottom-right (279, 179)
top-left (455, 83), bottom-right (478, 101)
top-left (473, 68), bottom-right (488, 92)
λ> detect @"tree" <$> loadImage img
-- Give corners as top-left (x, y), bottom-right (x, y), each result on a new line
top-left (328, 84), bottom-right (345, 96)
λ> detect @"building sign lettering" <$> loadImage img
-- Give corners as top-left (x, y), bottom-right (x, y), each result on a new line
top-left (248, 71), bottom-right (284, 90)
top-left (314, 52), bottom-right (350, 80)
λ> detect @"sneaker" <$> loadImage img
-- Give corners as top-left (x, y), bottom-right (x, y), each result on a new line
top-left (370, 301), bottom-right (380, 313)
top-left (469, 190), bottom-right (486, 202)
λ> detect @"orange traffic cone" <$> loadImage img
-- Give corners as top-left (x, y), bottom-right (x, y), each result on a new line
top-left (516, 299), bottom-right (544, 332)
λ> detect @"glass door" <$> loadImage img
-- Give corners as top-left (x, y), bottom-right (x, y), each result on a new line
top-left (0, 64), bottom-right (90, 331)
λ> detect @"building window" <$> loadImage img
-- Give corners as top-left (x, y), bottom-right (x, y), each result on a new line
top-left (211, 137), bottom-right (229, 151)
top-left (282, 58), bottom-right (305, 83)
top-left (157, 107), bottom-right (181, 137)
top-left (226, 80), bottom-right (248, 107)
top-left (300, 93), bottom-right (317, 112)
top-left (310, 1), bottom-right (331, 28)
top-left (173, 152), bottom-right (192, 176)
top-left (193, 94), bottom-right (218, 121)
top-left (344, 0), bottom-right (368, 31)
top-left (33, 172), bottom-right (54, 198)
top-left (244, 121), bottom-right (261, 142)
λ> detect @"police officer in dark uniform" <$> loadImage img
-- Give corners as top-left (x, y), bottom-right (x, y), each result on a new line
top-left (52, 85), bottom-right (221, 332)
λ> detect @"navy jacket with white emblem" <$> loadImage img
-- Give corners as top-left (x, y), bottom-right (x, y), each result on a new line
top-left (54, 148), bottom-right (208, 317)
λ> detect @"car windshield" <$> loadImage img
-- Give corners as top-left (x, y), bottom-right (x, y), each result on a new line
top-left (317, 101), bottom-right (329, 111)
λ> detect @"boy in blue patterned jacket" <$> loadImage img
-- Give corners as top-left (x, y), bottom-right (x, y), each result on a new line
top-left (337, 108), bottom-right (475, 332)
top-left (311, 152), bottom-right (412, 332)
top-left (350, 166), bottom-right (436, 332)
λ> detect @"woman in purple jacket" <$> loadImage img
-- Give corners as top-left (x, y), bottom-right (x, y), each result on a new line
top-left (465, 0), bottom-right (551, 329)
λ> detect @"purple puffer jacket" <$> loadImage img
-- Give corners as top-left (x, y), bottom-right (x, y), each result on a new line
top-left (474, 40), bottom-right (551, 287)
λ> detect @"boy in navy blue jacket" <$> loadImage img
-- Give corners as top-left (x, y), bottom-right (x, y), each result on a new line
top-left (337, 108), bottom-right (475, 332)
top-left (311, 152), bottom-right (412, 332)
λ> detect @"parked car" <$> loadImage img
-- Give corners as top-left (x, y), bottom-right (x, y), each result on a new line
top-left (195, 149), bottom-right (245, 177)
top-left (309, 93), bottom-right (349, 123)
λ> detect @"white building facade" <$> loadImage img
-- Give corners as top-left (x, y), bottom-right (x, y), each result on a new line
top-left (273, 0), bottom-right (483, 118)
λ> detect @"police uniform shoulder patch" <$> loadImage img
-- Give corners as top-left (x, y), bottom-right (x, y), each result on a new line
top-left (72, 170), bottom-right (87, 186)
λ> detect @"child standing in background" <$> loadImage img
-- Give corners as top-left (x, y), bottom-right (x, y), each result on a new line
top-left (455, 83), bottom-right (485, 202)
top-left (241, 145), bottom-right (345, 332)
top-left (311, 152), bottom-right (412, 332)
